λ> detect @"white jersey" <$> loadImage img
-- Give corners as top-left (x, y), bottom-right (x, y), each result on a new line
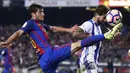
top-left (79, 19), bottom-right (102, 64)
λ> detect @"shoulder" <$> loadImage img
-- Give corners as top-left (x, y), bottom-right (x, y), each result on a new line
top-left (26, 19), bottom-right (34, 24)
top-left (82, 20), bottom-right (93, 26)
top-left (41, 22), bottom-right (46, 26)
top-left (79, 20), bottom-right (93, 29)
top-left (22, 19), bottom-right (34, 28)
top-left (79, 20), bottom-right (94, 33)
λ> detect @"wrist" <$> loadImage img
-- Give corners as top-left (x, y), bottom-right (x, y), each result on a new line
top-left (5, 41), bottom-right (10, 46)
top-left (67, 29), bottom-right (71, 33)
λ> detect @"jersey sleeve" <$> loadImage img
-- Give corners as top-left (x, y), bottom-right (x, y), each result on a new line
top-left (42, 23), bottom-right (51, 31)
top-left (20, 20), bottom-right (33, 34)
top-left (0, 49), bottom-right (3, 60)
top-left (79, 21), bottom-right (93, 34)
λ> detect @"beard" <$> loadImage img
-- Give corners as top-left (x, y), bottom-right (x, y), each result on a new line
top-left (97, 20), bottom-right (103, 25)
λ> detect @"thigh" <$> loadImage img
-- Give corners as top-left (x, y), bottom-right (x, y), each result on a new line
top-left (71, 41), bottom-right (81, 54)
top-left (39, 54), bottom-right (58, 72)
top-left (39, 44), bottom-right (71, 73)
top-left (51, 41), bottom-right (81, 62)
top-left (51, 43), bottom-right (71, 62)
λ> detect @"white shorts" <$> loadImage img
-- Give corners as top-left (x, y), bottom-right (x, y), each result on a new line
top-left (79, 62), bottom-right (98, 73)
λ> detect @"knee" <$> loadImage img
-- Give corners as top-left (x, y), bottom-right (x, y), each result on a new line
top-left (71, 41), bottom-right (81, 54)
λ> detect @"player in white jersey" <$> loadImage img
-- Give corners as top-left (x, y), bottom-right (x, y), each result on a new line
top-left (72, 5), bottom-right (110, 73)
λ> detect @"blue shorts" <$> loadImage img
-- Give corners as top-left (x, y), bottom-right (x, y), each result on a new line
top-left (2, 69), bottom-right (12, 73)
top-left (39, 43), bottom-right (71, 73)
top-left (2, 62), bottom-right (13, 73)
top-left (2, 66), bottom-right (12, 73)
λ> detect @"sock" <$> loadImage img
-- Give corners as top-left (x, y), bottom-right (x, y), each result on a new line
top-left (81, 35), bottom-right (105, 47)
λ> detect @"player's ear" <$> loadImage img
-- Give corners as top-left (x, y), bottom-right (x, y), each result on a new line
top-left (31, 13), bottom-right (35, 17)
top-left (97, 14), bottom-right (100, 17)
top-left (95, 13), bottom-right (100, 17)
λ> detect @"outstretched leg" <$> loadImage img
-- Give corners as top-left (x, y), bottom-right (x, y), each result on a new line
top-left (71, 23), bottom-right (123, 54)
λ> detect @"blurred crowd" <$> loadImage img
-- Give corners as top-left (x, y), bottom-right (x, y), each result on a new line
top-left (0, 24), bottom-right (37, 68)
top-left (100, 32), bottom-right (130, 63)
top-left (0, 24), bottom-right (130, 68)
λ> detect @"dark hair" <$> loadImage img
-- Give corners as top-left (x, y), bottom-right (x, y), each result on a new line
top-left (28, 3), bottom-right (43, 14)
top-left (94, 5), bottom-right (109, 16)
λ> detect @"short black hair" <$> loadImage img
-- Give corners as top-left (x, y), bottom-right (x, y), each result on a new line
top-left (28, 3), bottom-right (43, 14)
top-left (94, 5), bottom-right (109, 16)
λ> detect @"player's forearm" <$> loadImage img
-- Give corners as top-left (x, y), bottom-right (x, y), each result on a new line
top-left (5, 30), bottom-right (23, 45)
top-left (72, 33), bottom-right (90, 39)
top-left (72, 27), bottom-right (90, 39)
top-left (51, 26), bottom-right (71, 33)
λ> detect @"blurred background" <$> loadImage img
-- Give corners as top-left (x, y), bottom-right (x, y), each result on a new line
top-left (0, 0), bottom-right (130, 73)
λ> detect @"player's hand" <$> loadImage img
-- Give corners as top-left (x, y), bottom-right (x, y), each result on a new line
top-left (69, 24), bottom-right (78, 33)
top-left (0, 42), bottom-right (8, 48)
top-left (104, 23), bottom-right (123, 40)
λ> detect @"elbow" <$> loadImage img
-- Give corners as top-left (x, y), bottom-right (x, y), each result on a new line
top-left (51, 26), bottom-right (58, 32)
top-left (72, 32), bottom-right (78, 38)
top-left (17, 30), bottom-right (24, 36)
top-left (53, 29), bottom-right (58, 32)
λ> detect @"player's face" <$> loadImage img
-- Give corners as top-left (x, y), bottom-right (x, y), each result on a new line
top-left (35, 9), bottom-right (45, 21)
top-left (97, 14), bottom-right (106, 24)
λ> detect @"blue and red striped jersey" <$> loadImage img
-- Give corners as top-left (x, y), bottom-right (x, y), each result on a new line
top-left (0, 48), bottom-right (13, 70)
top-left (20, 19), bottom-right (52, 55)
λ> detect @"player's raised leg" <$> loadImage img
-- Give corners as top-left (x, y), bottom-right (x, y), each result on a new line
top-left (71, 22), bottom-right (123, 54)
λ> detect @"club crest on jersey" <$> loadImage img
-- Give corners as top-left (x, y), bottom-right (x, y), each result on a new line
top-left (22, 22), bottom-right (27, 27)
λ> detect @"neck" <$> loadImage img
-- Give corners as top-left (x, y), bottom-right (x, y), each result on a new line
top-left (31, 17), bottom-right (36, 20)
top-left (92, 17), bottom-right (100, 26)
top-left (31, 18), bottom-right (40, 23)
top-left (92, 17), bottom-right (97, 23)
top-left (31, 15), bottom-right (37, 20)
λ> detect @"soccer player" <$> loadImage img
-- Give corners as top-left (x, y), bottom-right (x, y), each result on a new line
top-left (0, 44), bottom-right (16, 73)
top-left (0, 4), bottom-right (122, 73)
top-left (72, 5), bottom-right (115, 73)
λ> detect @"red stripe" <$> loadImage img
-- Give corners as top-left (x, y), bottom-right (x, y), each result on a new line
top-left (53, 43), bottom-right (71, 50)
top-left (8, 48), bottom-right (12, 65)
top-left (39, 25), bottom-right (49, 40)
top-left (29, 36), bottom-right (44, 55)
top-left (32, 30), bottom-right (49, 47)
top-left (35, 44), bottom-right (44, 54)
top-left (7, 48), bottom-right (14, 72)
top-left (35, 22), bottom-right (49, 41)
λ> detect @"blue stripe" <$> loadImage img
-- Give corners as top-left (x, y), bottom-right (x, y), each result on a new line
top-left (94, 43), bottom-right (100, 62)
top-left (89, 20), bottom-right (95, 36)
top-left (89, 20), bottom-right (101, 63)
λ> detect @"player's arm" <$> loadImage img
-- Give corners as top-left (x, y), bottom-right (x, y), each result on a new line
top-left (0, 20), bottom-right (33, 48)
top-left (72, 21), bottom-right (92, 39)
top-left (72, 26), bottom-right (91, 39)
top-left (0, 30), bottom-right (24, 48)
top-left (50, 24), bottom-right (78, 33)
